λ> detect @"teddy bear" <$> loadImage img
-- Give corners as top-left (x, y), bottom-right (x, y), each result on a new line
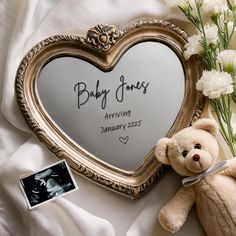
top-left (155, 118), bottom-right (236, 236)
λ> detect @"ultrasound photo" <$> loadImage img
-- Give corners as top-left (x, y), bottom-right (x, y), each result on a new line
top-left (20, 160), bottom-right (78, 209)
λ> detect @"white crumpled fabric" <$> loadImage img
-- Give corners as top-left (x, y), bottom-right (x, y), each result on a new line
top-left (0, 0), bottom-right (218, 235)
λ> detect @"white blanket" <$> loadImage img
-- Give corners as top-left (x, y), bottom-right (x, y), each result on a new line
top-left (0, 0), bottom-right (211, 235)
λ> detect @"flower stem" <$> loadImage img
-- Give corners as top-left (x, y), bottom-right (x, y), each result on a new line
top-left (226, 9), bottom-right (236, 48)
top-left (179, 0), bottom-right (236, 157)
top-left (211, 98), bottom-right (236, 156)
top-left (195, 0), bottom-right (214, 69)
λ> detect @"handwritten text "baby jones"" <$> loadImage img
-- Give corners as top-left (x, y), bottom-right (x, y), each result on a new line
top-left (73, 75), bottom-right (149, 110)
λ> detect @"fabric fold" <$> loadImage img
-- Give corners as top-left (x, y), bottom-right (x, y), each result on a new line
top-left (2, 0), bottom-right (60, 132)
top-left (0, 136), bottom-right (115, 236)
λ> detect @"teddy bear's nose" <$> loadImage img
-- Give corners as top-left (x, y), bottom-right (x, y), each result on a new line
top-left (193, 154), bottom-right (200, 161)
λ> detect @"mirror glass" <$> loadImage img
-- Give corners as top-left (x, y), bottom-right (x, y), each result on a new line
top-left (37, 41), bottom-right (185, 170)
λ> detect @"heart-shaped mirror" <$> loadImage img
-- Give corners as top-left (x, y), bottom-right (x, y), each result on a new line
top-left (16, 19), bottom-right (204, 199)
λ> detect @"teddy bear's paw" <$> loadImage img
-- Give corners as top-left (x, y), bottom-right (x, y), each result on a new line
top-left (158, 209), bottom-right (184, 233)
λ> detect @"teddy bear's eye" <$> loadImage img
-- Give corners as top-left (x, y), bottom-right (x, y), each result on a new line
top-left (182, 150), bottom-right (188, 157)
top-left (194, 143), bottom-right (201, 149)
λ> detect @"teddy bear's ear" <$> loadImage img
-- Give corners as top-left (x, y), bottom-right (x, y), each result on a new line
top-left (192, 118), bottom-right (218, 136)
top-left (154, 137), bottom-right (171, 165)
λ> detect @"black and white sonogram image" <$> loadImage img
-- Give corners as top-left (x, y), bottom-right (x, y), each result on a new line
top-left (20, 160), bottom-right (77, 208)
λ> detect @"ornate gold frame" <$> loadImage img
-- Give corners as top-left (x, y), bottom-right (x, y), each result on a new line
top-left (15, 19), bottom-right (204, 199)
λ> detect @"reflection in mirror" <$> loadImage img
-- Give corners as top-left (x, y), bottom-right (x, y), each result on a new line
top-left (37, 41), bottom-right (185, 170)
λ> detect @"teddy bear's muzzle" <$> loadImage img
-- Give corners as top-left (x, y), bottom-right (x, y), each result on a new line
top-left (185, 150), bottom-right (215, 174)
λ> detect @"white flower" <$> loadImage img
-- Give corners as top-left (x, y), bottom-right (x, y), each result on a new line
top-left (204, 24), bottom-right (219, 44)
top-left (201, 0), bottom-right (228, 16)
top-left (196, 70), bottom-right (233, 99)
top-left (184, 34), bottom-right (202, 59)
top-left (217, 50), bottom-right (236, 74)
top-left (184, 25), bottom-right (219, 60)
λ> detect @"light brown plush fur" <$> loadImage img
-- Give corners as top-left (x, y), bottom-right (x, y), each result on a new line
top-left (155, 118), bottom-right (236, 235)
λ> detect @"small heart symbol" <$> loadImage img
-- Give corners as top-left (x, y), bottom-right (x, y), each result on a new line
top-left (119, 136), bottom-right (129, 144)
